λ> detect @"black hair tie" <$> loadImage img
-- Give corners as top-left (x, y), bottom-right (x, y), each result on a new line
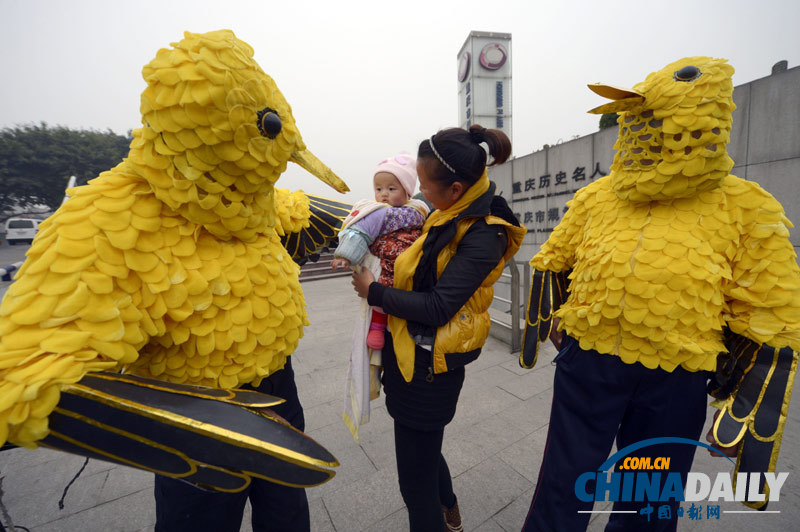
top-left (470, 126), bottom-right (487, 144)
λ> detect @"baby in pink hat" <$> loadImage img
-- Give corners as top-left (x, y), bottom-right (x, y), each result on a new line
top-left (332, 154), bottom-right (429, 357)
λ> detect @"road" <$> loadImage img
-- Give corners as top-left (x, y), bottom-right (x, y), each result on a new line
top-left (0, 239), bottom-right (30, 266)
top-left (0, 239), bottom-right (30, 300)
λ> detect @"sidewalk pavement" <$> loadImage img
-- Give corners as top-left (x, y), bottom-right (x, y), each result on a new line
top-left (0, 276), bottom-right (799, 531)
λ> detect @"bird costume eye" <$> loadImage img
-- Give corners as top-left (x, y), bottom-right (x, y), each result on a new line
top-left (674, 65), bottom-right (701, 82)
top-left (257, 108), bottom-right (282, 138)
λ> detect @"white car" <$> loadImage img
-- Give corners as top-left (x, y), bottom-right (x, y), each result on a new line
top-left (4, 217), bottom-right (41, 245)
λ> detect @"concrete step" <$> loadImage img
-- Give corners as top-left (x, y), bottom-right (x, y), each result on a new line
top-left (299, 251), bottom-right (350, 282)
top-left (300, 271), bottom-right (351, 283)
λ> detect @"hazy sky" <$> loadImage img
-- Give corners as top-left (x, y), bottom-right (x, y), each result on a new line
top-left (2, 0), bottom-right (799, 203)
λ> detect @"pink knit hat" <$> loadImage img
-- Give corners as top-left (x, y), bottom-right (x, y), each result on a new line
top-left (374, 153), bottom-right (418, 198)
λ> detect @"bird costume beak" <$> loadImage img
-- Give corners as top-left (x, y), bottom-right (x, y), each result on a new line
top-left (587, 83), bottom-right (645, 114)
top-left (290, 149), bottom-right (350, 193)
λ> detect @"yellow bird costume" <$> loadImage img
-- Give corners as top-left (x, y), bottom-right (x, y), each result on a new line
top-left (522, 57), bottom-right (800, 509)
top-left (0, 30), bottom-right (350, 489)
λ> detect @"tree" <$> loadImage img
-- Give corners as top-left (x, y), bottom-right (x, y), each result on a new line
top-left (599, 113), bottom-right (620, 130)
top-left (0, 123), bottom-right (132, 214)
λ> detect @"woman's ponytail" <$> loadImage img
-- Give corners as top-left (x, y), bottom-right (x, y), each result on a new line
top-left (469, 124), bottom-right (511, 166)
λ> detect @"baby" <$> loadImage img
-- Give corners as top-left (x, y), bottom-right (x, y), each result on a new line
top-left (332, 153), bottom-right (429, 351)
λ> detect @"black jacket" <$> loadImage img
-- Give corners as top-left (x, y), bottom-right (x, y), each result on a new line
top-left (368, 182), bottom-right (521, 367)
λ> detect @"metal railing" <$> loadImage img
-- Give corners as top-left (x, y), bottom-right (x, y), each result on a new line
top-left (489, 257), bottom-right (529, 353)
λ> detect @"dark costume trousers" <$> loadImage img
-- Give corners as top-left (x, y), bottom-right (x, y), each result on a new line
top-left (154, 357), bottom-right (310, 532)
top-left (522, 337), bottom-right (708, 532)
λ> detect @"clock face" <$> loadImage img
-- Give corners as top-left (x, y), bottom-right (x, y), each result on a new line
top-left (479, 43), bottom-right (508, 70)
top-left (458, 52), bottom-right (471, 82)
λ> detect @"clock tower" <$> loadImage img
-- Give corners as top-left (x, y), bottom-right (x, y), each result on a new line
top-left (457, 31), bottom-right (512, 142)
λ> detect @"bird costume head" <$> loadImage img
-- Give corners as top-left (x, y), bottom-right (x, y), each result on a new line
top-left (589, 57), bottom-right (735, 202)
top-left (130, 30), bottom-right (348, 241)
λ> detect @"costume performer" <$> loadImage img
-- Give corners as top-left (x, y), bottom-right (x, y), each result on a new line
top-left (0, 30), bottom-right (352, 532)
top-left (520, 57), bottom-right (800, 531)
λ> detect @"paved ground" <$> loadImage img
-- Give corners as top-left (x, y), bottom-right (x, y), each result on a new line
top-left (0, 239), bottom-right (30, 271)
top-left (1, 272), bottom-right (799, 531)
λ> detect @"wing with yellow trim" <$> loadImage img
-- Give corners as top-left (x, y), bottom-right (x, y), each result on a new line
top-left (41, 372), bottom-right (338, 490)
top-left (711, 335), bottom-right (798, 509)
top-left (280, 193), bottom-right (350, 265)
top-left (520, 269), bottom-right (571, 368)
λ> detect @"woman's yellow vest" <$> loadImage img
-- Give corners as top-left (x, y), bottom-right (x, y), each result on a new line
top-left (428, 215), bottom-right (525, 375)
top-left (389, 174), bottom-right (526, 382)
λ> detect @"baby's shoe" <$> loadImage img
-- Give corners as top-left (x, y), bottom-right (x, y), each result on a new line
top-left (367, 329), bottom-right (385, 350)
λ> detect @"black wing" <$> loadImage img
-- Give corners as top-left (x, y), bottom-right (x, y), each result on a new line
top-left (711, 332), bottom-right (798, 509)
top-left (281, 194), bottom-right (351, 265)
top-left (520, 269), bottom-right (571, 368)
top-left (40, 372), bottom-right (339, 491)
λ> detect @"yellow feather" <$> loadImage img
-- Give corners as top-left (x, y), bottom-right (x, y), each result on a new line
top-left (106, 226), bottom-right (140, 250)
top-left (39, 330), bottom-right (94, 353)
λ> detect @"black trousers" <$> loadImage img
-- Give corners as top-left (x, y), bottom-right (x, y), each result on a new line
top-left (154, 357), bottom-right (310, 532)
top-left (394, 421), bottom-right (457, 532)
top-left (522, 337), bottom-right (708, 532)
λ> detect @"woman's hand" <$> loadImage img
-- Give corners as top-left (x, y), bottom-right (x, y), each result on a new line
top-left (352, 268), bottom-right (375, 298)
top-left (331, 258), bottom-right (350, 270)
top-left (705, 410), bottom-right (740, 458)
